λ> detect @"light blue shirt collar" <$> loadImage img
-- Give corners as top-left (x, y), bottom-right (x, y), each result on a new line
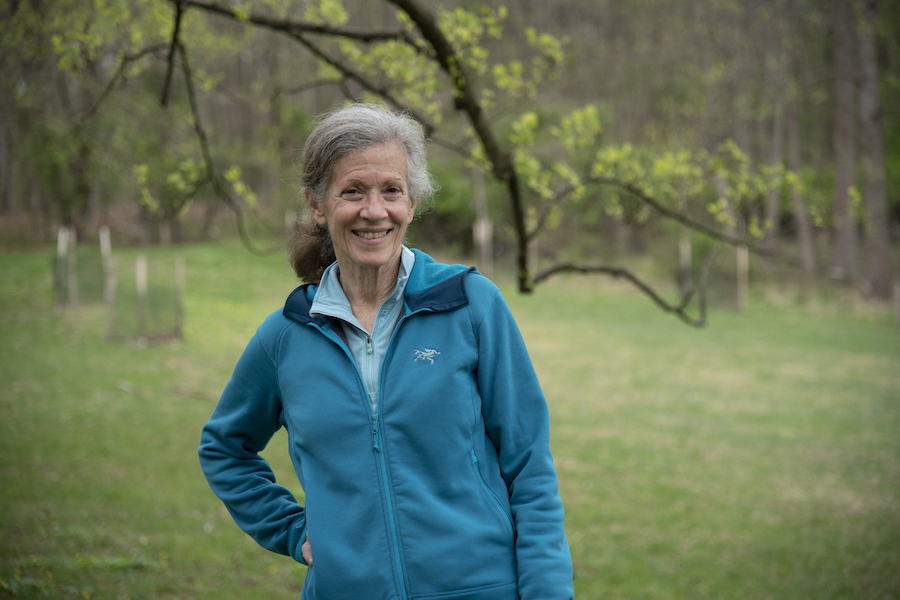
top-left (309, 247), bottom-right (416, 414)
top-left (310, 246), bottom-right (415, 333)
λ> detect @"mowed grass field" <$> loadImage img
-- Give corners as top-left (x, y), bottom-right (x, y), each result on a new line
top-left (1, 241), bottom-right (899, 600)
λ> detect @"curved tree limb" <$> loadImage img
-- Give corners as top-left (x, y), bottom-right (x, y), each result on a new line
top-left (177, 41), bottom-right (280, 256)
top-left (170, 0), bottom-right (424, 49)
top-left (610, 178), bottom-right (771, 256)
top-left (280, 77), bottom-right (348, 96)
top-left (273, 75), bottom-right (476, 162)
top-left (430, 135), bottom-right (475, 160)
top-left (533, 244), bottom-right (721, 327)
top-left (533, 263), bottom-right (705, 326)
top-left (161, 1), bottom-right (183, 106)
top-left (166, 0), bottom-right (437, 131)
top-left (185, 1), bottom-right (436, 134)
top-left (528, 174), bottom-right (771, 257)
top-left (80, 43), bottom-right (169, 123)
top-left (282, 32), bottom-right (418, 120)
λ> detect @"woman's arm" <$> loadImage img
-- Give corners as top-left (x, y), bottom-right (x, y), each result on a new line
top-left (198, 324), bottom-right (308, 564)
top-left (472, 283), bottom-right (574, 600)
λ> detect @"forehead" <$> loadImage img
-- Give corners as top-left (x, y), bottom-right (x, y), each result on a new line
top-left (331, 143), bottom-right (408, 182)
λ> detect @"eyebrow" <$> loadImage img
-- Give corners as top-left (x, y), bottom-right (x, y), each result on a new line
top-left (338, 176), bottom-right (406, 188)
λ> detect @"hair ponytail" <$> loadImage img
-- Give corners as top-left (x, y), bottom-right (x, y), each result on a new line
top-left (289, 221), bottom-right (335, 283)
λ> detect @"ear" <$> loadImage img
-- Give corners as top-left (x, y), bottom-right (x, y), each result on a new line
top-left (307, 190), bottom-right (327, 226)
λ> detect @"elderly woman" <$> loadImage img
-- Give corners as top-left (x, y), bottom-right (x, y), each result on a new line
top-left (199, 103), bottom-right (573, 600)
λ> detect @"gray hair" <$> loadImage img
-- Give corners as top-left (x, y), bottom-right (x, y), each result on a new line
top-left (300, 103), bottom-right (435, 210)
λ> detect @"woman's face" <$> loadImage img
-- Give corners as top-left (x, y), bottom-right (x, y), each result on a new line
top-left (309, 143), bottom-right (416, 278)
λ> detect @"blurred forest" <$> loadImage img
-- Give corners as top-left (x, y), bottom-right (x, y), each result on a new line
top-left (1, 0), bottom-right (898, 309)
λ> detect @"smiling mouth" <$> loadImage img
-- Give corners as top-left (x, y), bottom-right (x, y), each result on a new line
top-left (355, 230), bottom-right (390, 240)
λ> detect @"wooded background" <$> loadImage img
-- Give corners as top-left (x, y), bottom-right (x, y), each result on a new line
top-left (1, 0), bottom-right (898, 311)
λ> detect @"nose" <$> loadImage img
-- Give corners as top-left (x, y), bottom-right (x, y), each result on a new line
top-left (359, 191), bottom-right (389, 220)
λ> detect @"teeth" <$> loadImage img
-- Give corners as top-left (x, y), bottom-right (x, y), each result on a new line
top-left (357, 231), bottom-right (388, 240)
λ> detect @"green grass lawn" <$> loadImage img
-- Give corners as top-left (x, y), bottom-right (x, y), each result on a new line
top-left (1, 242), bottom-right (898, 599)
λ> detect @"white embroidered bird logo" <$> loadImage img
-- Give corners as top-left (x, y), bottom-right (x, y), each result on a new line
top-left (414, 348), bottom-right (440, 364)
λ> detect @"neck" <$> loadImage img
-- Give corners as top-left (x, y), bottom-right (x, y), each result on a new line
top-left (338, 259), bottom-right (402, 331)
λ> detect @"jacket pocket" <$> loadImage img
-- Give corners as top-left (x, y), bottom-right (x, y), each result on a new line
top-left (287, 515), bottom-right (308, 565)
top-left (470, 450), bottom-right (514, 537)
top-left (410, 577), bottom-right (518, 600)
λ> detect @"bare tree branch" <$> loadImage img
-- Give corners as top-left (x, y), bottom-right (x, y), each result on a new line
top-left (533, 263), bottom-right (706, 326)
top-left (526, 173), bottom-right (771, 257)
top-left (285, 31), bottom-right (427, 122)
top-left (527, 183), bottom-right (575, 243)
top-left (280, 77), bottom-right (348, 96)
top-left (79, 43), bottom-right (168, 123)
top-left (179, 0), bottom-right (431, 131)
top-left (605, 178), bottom-right (772, 256)
top-left (166, 0), bottom-right (439, 130)
top-left (170, 0), bottom-right (424, 48)
top-left (533, 244), bottom-right (721, 327)
top-left (161, 1), bottom-right (184, 106)
top-left (176, 41), bottom-right (279, 256)
top-left (695, 244), bottom-right (721, 323)
top-left (337, 78), bottom-right (354, 101)
top-left (430, 135), bottom-right (475, 160)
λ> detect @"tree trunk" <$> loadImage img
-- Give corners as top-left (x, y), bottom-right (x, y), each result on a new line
top-left (202, 199), bottom-right (218, 239)
top-left (715, 175), bottom-right (737, 238)
top-left (831, 0), bottom-right (859, 284)
top-left (0, 124), bottom-right (11, 213)
top-left (858, 0), bottom-right (892, 299)
top-left (0, 68), bottom-right (13, 214)
top-left (472, 165), bottom-right (493, 277)
top-left (787, 102), bottom-right (817, 276)
top-left (763, 97), bottom-right (785, 253)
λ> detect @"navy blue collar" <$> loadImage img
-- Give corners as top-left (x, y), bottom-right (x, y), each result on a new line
top-left (283, 256), bottom-right (473, 325)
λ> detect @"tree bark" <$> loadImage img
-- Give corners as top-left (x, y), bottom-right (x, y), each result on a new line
top-left (763, 97), bottom-right (785, 253)
top-left (0, 122), bottom-right (10, 213)
top-left (858, 0), bottom-right (892, 299)
top-left (787, 101), bottom-right (817, 276)
top-left (762, 36), bottom-right (788, 253)
top-left (831, 0), bottom-right (859, 284)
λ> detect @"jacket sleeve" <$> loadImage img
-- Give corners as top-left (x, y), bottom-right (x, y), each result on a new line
top-left (198, 323), bottom-right (308, 564)
top-left (472, 284), bottom-right (575, 600)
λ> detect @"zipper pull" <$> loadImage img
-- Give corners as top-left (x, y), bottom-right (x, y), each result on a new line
top-left (366, 336), bottom-right (373, 355)
top-left (373, 415), bottom-right (381, 452)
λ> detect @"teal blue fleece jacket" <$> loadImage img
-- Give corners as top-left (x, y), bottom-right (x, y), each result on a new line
top-left (199, 250), bottom-right (574, 600)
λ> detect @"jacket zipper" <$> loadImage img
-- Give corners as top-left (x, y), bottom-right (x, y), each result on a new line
top-left (315, 316), bottom-right (417, 600)
top-left (373, 414), bottom-right (408, 600)
top-left (369, 308), bottom-right (420, 600)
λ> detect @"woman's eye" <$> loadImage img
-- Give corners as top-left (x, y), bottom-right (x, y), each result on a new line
top-left (342, 188), bottom-right (362, 198)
